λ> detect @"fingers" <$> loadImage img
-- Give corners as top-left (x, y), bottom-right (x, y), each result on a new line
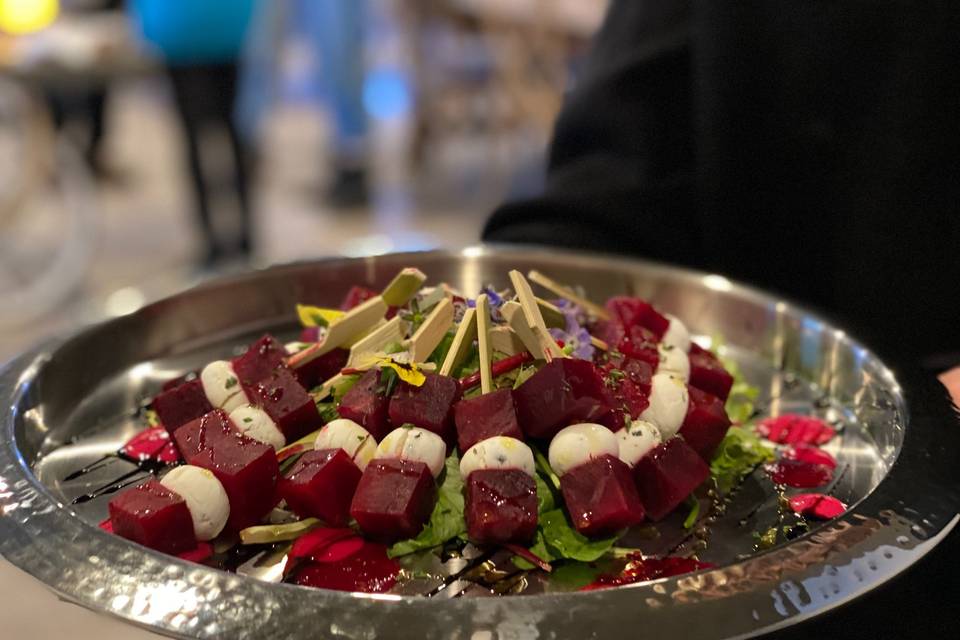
top-left (937, 367), bottom-right (960, 407)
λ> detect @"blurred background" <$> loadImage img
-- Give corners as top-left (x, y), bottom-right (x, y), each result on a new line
top-left (0, 0), bottom-right (607, 360)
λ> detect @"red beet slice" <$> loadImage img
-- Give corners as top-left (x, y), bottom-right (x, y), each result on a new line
top-left (766, 458), bottom-right (833, 488)
top-left (618, 325), bottom-right (662, 368)
top-left (173, 409), bottom-right (279, 532)
top-left (454, 388), bottom-right (523, 453)
top-left (340, 285), bottom-right (378, 310)
top-left (153, 379), bottom-right (213, 437)
top-left (788, 493), bottom-right (847, 519)
top-left (513, 359), bottom-right (613, 440)
top-left (121, 426), bottom-right (181, 464)
top-left (108, 479), bottom-right (196, 554)
top-left (350, 458), bottom-right (437, 542)
top-left (291, 542), bottom-right (400, 593)
top-left (250, 368), bottom-right (322, 442)
top-left (232, 334), bottom-right (286, 387)
top-left (338, 368), bottom-right (392, 440)
top-left (279, 449), bottom-right (362, 526)
top-left (388, 374), bottom-right (460, 441)
top-left (560, 454), bottom-right (645, 537)
top-left (688, 344), bottom-right (734, 401)
top-left (288, 527), bottom-right (357, 566)
top-left (605, 296), bottom-right (669, 339)
top-left (783, 444), bottom-right (837, 469)
top-left (293, 347), bottom-right (349, 390)
top-left (679, 386), bottom-right (732, 460)
top-left (757, 414), bottom-right (836, 445)
top-left (465, 469), bottom-right (538, 544)
top-left (633, 438), bottom-right (709, 521)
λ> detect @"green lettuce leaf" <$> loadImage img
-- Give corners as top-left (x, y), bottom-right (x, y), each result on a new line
top-left (513, 509), bottom-right (622, 569)
top-left (387, 453), bottom-right (466, 558)
top-left (709, 425), bottom-right (775, 494)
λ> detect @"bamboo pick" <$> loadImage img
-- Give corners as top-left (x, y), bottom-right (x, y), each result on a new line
top-left (406, 297), bottom-right (454, 363)
top-left (527, 269), bottom-right (610, 320)
top-left (500, 301), bottom-right (547, 360)
top-left (439, 307), bottom-right (477, 377)
top-left (475, 294), bottom-right (494, 394)
top-left (347, 316), bottom-right (405, 367)
top-left (489, 325), bottom-right (526, 356)
top-left (287, 295), bottom-right (387, 368)
top-left (381, 267), bottom-right (427, 307)
top-left (509, 270), bottom-right (566, 360)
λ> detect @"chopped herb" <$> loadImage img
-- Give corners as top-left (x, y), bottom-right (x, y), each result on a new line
top-left (682, 496), bottom-right (701, 529)
top-left (710, 426), bottom-right (775, 494)
top-left (243, 417), bottom-right (253, 423)
top-left (356, 435), bottom-right (365, 441)
top-left (224, 376), bottom-right (238, 389)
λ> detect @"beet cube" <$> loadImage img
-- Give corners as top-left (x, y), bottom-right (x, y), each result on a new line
top-left (454, 388), bottom-right (523, 453)
top-left (560, 454), bottom-right (645, 537)
top-left (349, 459), bottom-right (436, 541)
top-left (605, 296), bottom-right (669, 339)
top-left (251, 368), bottom-right (322, 442)
top-left (465, 469), bottom-right (537, 544)
top-left (299, 326), bottom-right (321, 342)
top-left (679, 386), bottom-right (732, 460)
top-left (688, 344), bottom-right (734, 401)
top-left (293, 347), bottom-right (348, 390)
top-left (174, 409), bottom-right (279, 532)
top-left (633, 438), bottom-right (709, 520)
top-left (279, 449), bottom-right (362, 526)
top-left (389, 374), bottom-right (460, 442)
top-left (340, 285), bottom-right (378, 310)
top-left (512, 359), bottom-right (613, 439)
top-left (232, 334), bottom-right (286, 387)
top-left (338, 369), bottom-right (392, 440)
top-left (153, 379), bottom-right (213, 438)
top-left (108, 479), bottom-right (196, 554)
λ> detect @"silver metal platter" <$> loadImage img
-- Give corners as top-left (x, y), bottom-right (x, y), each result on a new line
top-left (1, 246), bottom-right (958, 639)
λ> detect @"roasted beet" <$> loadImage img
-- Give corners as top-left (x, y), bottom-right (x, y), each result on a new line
top-left (340, 285), bottom-right (378, 310)
top-left (153, 379), bottom-right (213, 437)
top-left (279, 449), bottom-right (362, 526)
top-left (293, 347), bottom-right (348, 390)
top-left (632, 438), bottom-right (709, 520)
top-left (232, 334), bottom-right (286, 387)
top-left (454, 388), bottom-right (523, 453)
top-left (338, 369), bottom-right (392, 440)
top-left (513, 359), bottom-right (613, 439)
top-left (465, 469), bottom-right (537, 544)
top-left (349, 459), bottom-right (437, 541)
top-left (251, 368), bottom-right (322, 442)
top-left (679, 387), bottom-right (732, 460)
top-left (560, 454), bottom-right (645, 536)
top-left (605, 296), bottom-right (669, 338)
top-left (618, 325), bottom-right (661, 367)
top-left (299, 326), bottom-right (322, 343)
top-left (598, 357), bottom-right (654, 430)
top-left (108, 479), bottom-right (196, 554)
top-left (174, 410), bottom-right (279, 532)
top-left (688, 344), bottom-right (734, 401)
top-left (388, 374), bottom-right (460, 441)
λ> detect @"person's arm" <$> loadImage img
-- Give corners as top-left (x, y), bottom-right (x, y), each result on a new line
top-left (482, 0), bottom-right (702, 263)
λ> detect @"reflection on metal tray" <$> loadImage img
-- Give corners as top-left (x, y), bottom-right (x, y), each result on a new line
top-left (1, 246), bottom-right (958, 639)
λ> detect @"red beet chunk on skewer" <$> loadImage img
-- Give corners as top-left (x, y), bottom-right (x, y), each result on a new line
top-left (338, 369), bottom-right (392, 440)
top-left (465, 469), bottom-right (538, 545)
top-left (174, 409), bottom-right (279, 532)
top-left (388, 373), bottom-right (460, 441)
top-left (605, 296), bottom-right (670, 339)
top-left (513, 359), bottom-right (613, 440)
top-left (153, 379), bottom-right (213, 438)
top-left (108, 479), bottom-right (196, 554)
top-left (250, 368), bottom-right (322, 442)
top-left (688, 344), bottom-right (734, 401)
top-left (349, 459), bottom-right (437, 542)
top-left (454, 388), bottom-right (523, 453)
top-left (561, 455), bottom-right (646, 536)
top-left (678, 387), bottom-right (732, 460)
top-left (232, 334), bottom-right (286, 387)
top-left (279, 449), bottom-right (363, 526)
top-left (293, 347), bottom-right (348, 390)
top-left (632, 438), bottom-right (709, 521)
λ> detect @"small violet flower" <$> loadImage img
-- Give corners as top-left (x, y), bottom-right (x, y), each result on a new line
top-left (549, 300), bottom-right (595, 360)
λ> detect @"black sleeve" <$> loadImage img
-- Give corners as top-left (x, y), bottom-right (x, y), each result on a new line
top-left (481, 0), bottom-right (704, 266)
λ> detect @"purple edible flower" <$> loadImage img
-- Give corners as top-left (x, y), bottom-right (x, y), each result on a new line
top-left (549, 300), bottom-right (595, 360)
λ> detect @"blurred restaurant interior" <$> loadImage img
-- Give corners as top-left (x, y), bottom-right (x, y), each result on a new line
top-left (0, 0), bottom-right (606, 361)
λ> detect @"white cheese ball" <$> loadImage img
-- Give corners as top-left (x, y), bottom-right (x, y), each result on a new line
top-left (617, 420), bottom-right (663, 468)
top-left (200, 360), bottom-right (249, 413)
top-left (459, 436), bottom-right (535, 480)
top-left (658, 342), bottom-right (691, 381)
top-left (639, 372), bottom-right (690, 440)
top-left (228, 405), bottom-right (285, 451)
top-left (160, 465), bottom-right (229, 541)
top-left (314, 418), bottom-right (378, 471)
top-left (662, 314), bottom-right (692, 353)
top-left (548, 423), bottom-right (619, 477)
top-left (376, 427), bottom-right (446, 478)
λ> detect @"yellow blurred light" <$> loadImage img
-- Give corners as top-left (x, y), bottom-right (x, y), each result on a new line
top-left (0, 0), bottom-right (59, 35)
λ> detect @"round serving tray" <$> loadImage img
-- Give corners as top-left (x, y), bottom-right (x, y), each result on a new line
top-left (1, 246), bottom-right (958, 639)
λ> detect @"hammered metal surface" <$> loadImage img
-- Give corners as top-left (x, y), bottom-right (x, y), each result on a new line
top-left (1, 246), bottom-right (958, 639)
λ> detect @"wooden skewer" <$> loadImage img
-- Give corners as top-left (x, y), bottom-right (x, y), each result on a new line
top-left (287, 295), bottom-right (388, 368)
top-left (475, 294), bottom-right (494, 394)
top-left (347, 316), bottom-right (404, 367)
top-left (406, 297), bottom-right (454, 363)
top-left (500, 301), bottom-right (547, 360)
top-left (381, 267), bottom-right (427, 307)
top-left (439, 307), bottom-right (477, 377)
top-left (489, 325), bottom-right (526, 356)
top-left (509, 270), bottom-right (566, 361)
top-left (536, 297), bottom-right (565, 329)
top-left (591, 336), bottom-right (609, 351)
top-left (528, 269), bottom-right (610, 320)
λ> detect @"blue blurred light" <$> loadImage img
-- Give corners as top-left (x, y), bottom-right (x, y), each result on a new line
top-left (362, 68), bottom-right (412, 120)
